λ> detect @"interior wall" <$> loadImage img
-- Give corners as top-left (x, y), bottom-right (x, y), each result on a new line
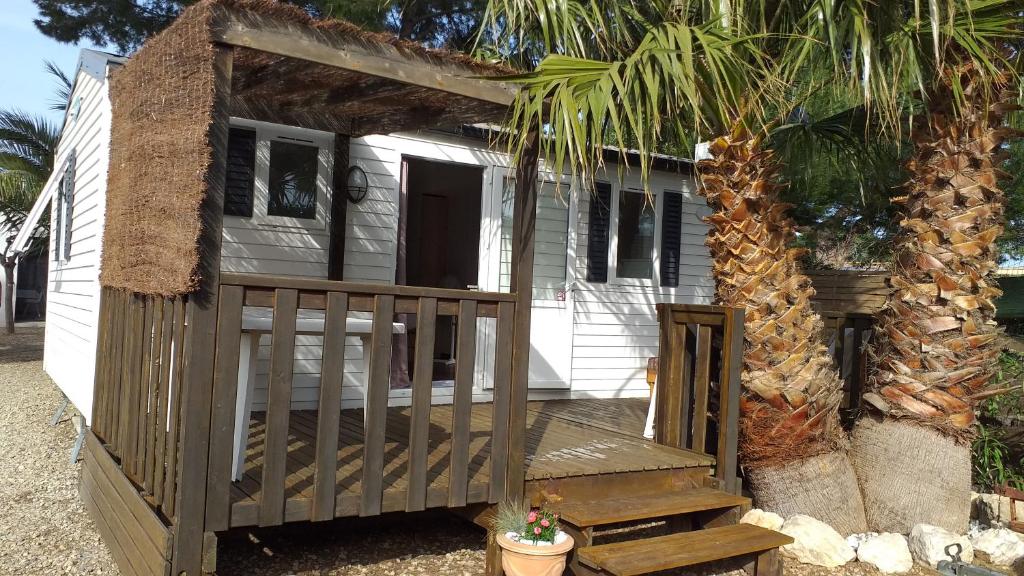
top-left (404, 158), bottom-right (483, 290)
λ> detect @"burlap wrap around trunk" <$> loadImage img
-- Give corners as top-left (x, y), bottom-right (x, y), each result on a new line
top-left (746, 450), bottom-right (868, 536)
top-left (852, 417), bottom-right (970, 534)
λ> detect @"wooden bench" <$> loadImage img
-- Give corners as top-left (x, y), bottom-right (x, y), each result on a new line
top-left (574, 523), bottom-right (793, 576)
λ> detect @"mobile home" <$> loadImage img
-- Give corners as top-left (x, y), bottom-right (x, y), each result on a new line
top-left (17, 3), bottom-right (792, 575)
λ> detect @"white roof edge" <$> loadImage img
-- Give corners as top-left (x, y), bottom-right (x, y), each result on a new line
top-left (10, 179), bottom-right (55, 255)
top-left (10, 49), bottom-right (122, 257)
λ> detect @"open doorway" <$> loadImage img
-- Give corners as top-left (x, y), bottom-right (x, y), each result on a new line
top-left (396, 157), bottom-right (485, 387)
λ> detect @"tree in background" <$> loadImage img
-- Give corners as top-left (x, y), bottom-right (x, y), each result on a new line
top-left (32, 0), bottom-right (489, 53)
top-left (846, 0), bottom-right (1023, 533)
top-left (477, 0), bottom-right (895, 534)
top-left (0, 63), bottom-right (69, 333)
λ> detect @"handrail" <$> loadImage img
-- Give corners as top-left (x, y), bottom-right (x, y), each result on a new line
top-left (655, 303), bottom-right (744, 494)
top-left (219, 272), bottom-right (517, 302)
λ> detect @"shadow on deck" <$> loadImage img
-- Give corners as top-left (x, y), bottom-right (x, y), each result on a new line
top-left (227, 398), bottom-right (714, 527)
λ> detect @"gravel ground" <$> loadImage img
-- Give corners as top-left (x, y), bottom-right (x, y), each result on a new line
top-left (0, 325), bottom-right (980, 575)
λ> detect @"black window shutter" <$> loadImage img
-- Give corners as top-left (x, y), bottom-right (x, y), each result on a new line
top-left (586, 182), bottom-right (612, 283)
top-left (224, 127), bottom-right (257, 217)
top-left (62, 151), bottom-right (77, 261)
top-left (660, 191), bottom-right (683, 287)
top-left (53, 181), bottom-right (62, 262)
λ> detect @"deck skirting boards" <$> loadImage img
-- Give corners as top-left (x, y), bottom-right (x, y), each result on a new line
top-left (80, 430), bottom-right (172, 576)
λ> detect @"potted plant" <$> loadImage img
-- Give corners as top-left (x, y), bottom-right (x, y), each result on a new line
top-left (493, 501), bottom-right (574, 576)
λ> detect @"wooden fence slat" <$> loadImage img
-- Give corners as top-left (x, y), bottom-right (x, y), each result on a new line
top-left (91, 289), bottom-right (111, 441)
top-left (312, 291), bottom-right (348, 521)
top-left (488, 301), bottom-right (515, 502)
top-left (105, 290), bottom-right (125, 453)
top-left (406, 297), bottom-right (437, 512)
top-left (152, 298), bottom-right (174, 508)
top-left (449, 300), bottom-right (477, 508)
top-left (205, 285), bottom-right (245, 531)
top-left (143, 298), bottom-right (164, 495)
top-left (655, 305), bottom-right (689, 449)
top-left (163, 297), bottom-right (186, 519)
top-left (361, 294), bottom-right (394, 517)
top-left (260, 288), bottom-right (298, 527)
top-left (691, 325), bottom-right (713, 453)
top-left (718, 308), bottom-right (744, 494)
top-left (136, 298), bottom-right (154, 488)
top-left (120, 296), bottom-right (142, 480)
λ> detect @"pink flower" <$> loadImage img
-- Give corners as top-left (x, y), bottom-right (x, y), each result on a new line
top-left (527, 511), bottom-right (537, 523)
top-left (534, 526), bottom-right (542, 535)
top-left (540, 519), bottom-right (550, 527)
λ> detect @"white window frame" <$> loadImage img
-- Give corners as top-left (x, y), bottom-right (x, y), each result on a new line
top-left (609, 181), bottom-right (662, 287)
top-left (227, 117), bottom-right (333, 231)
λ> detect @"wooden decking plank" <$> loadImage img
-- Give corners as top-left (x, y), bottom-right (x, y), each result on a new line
top-left (81, 464), bottom-right (163, 576)
top-left (577, 524), bottom-right (792, 576)
top-left (260, 288), bottom-right (299, 527)
top-left (312, 291), bottom-right (348, 522)
top-left (557, 487), bottom-right (749, 527)
top-left (162, 297), bottom-right (185, 519)
top-left (85, 433), bottom-right (171, 557)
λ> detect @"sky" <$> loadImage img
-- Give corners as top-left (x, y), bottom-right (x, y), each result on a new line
top-left (0, 0), bottom-right (101, 124)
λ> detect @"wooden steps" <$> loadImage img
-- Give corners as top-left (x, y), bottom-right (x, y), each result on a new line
top-left (576, 524), bottom-right (793, 576)
top-left (546, 482), bottom-right (791, 576)
top-left (558, 486), bottom-right (749, 527)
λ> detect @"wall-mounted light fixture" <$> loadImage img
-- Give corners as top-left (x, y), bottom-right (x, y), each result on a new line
top-left (346, 165), bottom-right (368, 204)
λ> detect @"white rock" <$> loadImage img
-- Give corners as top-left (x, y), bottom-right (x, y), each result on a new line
top-left (970, 528), bottom-right (1024, 566)
top-left (857, 533), bottom-right (913, 574)
top-left (779, 515), bottom-right (856, 568)
top-left (972, 493), bottom-right (1024, 526)
top-left (740, 509), bottom-right (784, 532)
top-left (908, 524), bottom-right (974, 568)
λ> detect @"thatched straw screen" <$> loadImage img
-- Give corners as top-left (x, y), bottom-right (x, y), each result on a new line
top-left (100, 3), bottom-right (222, 295)
top-left (100, 0), bottom-right (514, 296)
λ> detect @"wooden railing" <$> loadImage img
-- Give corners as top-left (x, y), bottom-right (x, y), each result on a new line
top-left (203, 272), bottom-right (520, 530)
top-left (91, 287), bottom-right (187, 522)
top-left (655, 304), bottom-right (744, 494)
top-left (819, 311), bottom-right (875, 422)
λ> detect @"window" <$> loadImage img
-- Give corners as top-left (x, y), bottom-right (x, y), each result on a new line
top-left (267, 140), bottom-right (318, 219)
top-left (616, 190), bottom-right (656, 279)
top-left (222, 119), bottom-right (332, 228)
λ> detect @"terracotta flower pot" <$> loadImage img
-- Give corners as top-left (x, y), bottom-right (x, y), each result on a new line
top-left (496, 531), bottom-right (575, 576)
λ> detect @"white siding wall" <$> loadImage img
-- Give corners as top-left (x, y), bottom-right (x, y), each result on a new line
top-left (569, 173), bottom-right (714, 399)
top-left (43, 54), bottom-right (118, 423)
top-left (220, 127), bottom-right (714, 409)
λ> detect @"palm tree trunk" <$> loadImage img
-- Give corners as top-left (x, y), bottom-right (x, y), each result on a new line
top-left (852, 64), bottom-right (1016, 533)
top-left (698, 123), bottom-right (867, 535)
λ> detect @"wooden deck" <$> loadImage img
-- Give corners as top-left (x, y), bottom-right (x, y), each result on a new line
top-left (226, 398), bottom-right (714, 527)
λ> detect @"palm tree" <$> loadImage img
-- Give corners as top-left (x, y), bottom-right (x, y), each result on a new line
top-left (478, 0), bottom-right (875, 534)
top-left (0, 62), bottom-right (68, 333)
top-left (841, 0), bottom-right (1023, 533)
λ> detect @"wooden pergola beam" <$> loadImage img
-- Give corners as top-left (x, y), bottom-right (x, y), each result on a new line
top-left (212, 7), bottom-right (518, 108)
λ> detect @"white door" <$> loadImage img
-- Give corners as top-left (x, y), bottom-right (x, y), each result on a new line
top-left (479, 169), bottom-right (575, 390)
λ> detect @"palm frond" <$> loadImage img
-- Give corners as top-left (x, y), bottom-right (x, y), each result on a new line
top-left (500, 21), bottom-right (770, 194)
top-left (44, 60), bottom-right (73, 112)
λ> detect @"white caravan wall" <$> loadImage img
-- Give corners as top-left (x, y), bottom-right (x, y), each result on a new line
top-left (220, 128), bottom-right (714, 410)
top-left (43, 53), bottom-right (118, 423)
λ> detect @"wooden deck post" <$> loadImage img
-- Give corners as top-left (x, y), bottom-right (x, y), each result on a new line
top-left (505, 127), bottom-right (540, 503)
top-left (170, 44), bottom-right (233, 576)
